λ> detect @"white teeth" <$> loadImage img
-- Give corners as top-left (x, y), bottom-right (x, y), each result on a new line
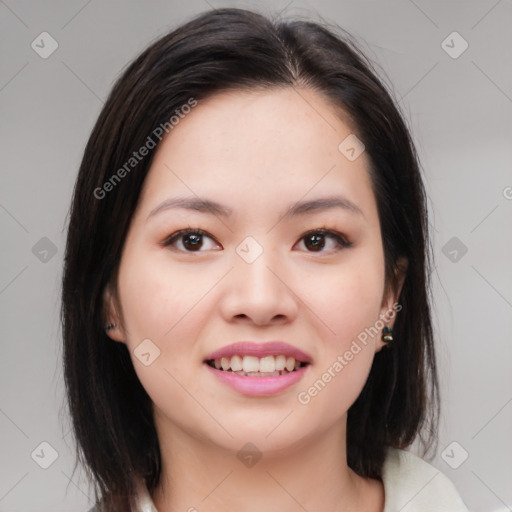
top-left (275, 355), bottom-right (286, 371)
top-left (211, 354), bottom-right (305, 374)
top-left (230, 355), bottom-right (243, 372)
top-left (260, 355), bottom-right (276, 372)
top-left (242, 355), bottom-right (260, 373)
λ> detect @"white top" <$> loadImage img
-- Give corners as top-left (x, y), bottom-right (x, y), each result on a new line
top-left (88, 447), bottom-right (469, 511)
top-left (381, 448), bottom-right (469, 511)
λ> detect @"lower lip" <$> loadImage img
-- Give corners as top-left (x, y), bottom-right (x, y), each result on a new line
top-left (205, 363), bottom-right (309, 396)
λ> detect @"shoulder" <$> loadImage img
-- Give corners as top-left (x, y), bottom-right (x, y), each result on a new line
top-left (381, 447), bottom-right (469, 512)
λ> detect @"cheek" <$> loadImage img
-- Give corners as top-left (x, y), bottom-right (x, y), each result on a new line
top-left (118, 247), bottom-right (202, 344)
top-left (116, 250), bottom-right (211, 413)
top-left (296, 251), bottom-right (384, 409)
top-left (116, 246), bottom-right (218, 401)
top-left (306, 255), bottom-right (384, 348)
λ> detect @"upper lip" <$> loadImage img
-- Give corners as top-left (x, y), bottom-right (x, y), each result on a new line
top-left (204, 341), bottom-right (312, 364)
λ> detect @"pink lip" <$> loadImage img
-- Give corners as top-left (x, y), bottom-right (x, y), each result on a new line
top-left (204, 341), bottom-right (312, 363)
top-left (205, 363), bottom-right (309, 397)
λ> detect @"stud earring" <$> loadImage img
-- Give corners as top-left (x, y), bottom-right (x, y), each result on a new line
top-left (381, 326), bottom-right (394, 344)
top-left (105, 323), bottom-right (118, 331)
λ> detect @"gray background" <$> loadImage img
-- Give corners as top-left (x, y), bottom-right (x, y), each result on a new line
top-left (1, 0), bottom-right (511, 510)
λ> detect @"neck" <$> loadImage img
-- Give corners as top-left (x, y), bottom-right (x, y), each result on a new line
top-left (150, 415), bottom-right (384, 512)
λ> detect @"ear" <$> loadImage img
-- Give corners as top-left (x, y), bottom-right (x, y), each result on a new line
top-left (102, 283), bottom-right (127, 343)
top-left (375, 257), bottom-right (408, 352)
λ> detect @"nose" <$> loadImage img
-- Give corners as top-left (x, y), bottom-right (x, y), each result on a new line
top-left (218, 246), bottom-right (299, 327)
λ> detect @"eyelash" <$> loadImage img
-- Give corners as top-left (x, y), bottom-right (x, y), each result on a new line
top-left (162, 227), bottom-right (352, 254)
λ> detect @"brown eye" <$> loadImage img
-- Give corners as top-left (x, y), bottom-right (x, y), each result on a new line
top-left (163, 229), bottom-right (220, 252)
top-left (304, 232), bottom-right (325, 251)
top-left (298, 229), bottom-right (352, 253)
top-left (181, 233), bottom-right (203, 250)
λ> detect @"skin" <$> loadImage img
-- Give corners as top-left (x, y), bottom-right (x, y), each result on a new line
top-left (104, 87), bottom-right (406, 511)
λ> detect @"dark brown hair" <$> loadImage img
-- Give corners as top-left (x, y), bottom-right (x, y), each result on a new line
top-left (61, 7), bottom-right (439, 511)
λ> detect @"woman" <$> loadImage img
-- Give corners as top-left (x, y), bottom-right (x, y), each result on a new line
top-left (61, 7), bottom-right (469, 511)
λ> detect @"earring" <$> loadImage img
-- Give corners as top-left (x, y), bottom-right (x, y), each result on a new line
top-left (381, 326), bottom-right (394, 344)
top-left (105, 323), bottom-right (118, 331)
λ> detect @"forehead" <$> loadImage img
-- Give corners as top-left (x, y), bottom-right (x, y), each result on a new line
top-left (136, 87), bottom-right (376, 222)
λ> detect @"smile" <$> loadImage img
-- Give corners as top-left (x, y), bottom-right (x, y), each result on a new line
top-left (204, 356), bottom-right (310, 397)
top-left (206, 354), bottom-right (310, 377)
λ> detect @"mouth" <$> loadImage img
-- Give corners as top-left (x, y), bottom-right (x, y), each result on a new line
top-left (205, 355), bottom-right (310, 377)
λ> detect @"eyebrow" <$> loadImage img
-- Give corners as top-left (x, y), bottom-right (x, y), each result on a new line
top-left (146, 195), bottom-right (364, 221)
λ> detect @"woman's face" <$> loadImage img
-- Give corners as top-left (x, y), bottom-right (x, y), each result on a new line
top-left (105, 87), bottom-right (402, 454)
